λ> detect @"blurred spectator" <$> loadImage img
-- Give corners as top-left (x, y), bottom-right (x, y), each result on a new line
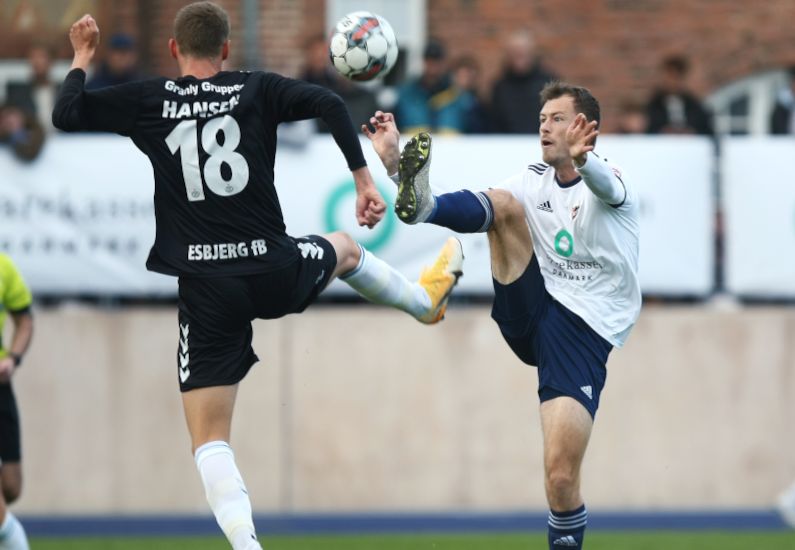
top-left (301, 35), bottom-right (337, 89)
top-left (615, 99), bottom-right (649, 134)
top-left (300, 35), bottom-right (378, 135)
top-left (5, 44), bottom-right (58, 135)
top-left (646, 55), bottom-right (712, 135)
top-left (450, 55), bottom-right (488, 134)
top-left (0, 104), bottom-right (45, 161)
top-left (770, 66), bottom-right (795, 135)
top-left (394, 39), bottom-right (474, 134)
top-left (490, 30), bottom-right (557, 134)
top-left (86, 33), bottom-right (141, 90)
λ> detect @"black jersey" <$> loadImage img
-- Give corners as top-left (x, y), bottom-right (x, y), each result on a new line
top-left (53, 69), bottom-right (367, 278)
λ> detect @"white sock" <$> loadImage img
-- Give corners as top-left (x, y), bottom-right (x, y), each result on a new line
top-left (0, 512), bottom-right (29, 550)
top-left (388, 172), bottom-right (445, 195)
top-left (340, 244), bottom-right (431, 318)
top-left (195, 441), bottom-right (262, 550)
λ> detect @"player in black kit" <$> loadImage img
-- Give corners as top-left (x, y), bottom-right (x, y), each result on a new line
top-left (54, 5), bottom-right (463, 549)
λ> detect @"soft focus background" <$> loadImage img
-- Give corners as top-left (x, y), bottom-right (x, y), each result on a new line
top-left (1, 0), bottom-right (795, 547)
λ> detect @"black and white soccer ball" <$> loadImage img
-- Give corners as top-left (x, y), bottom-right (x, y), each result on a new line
top-left (329, 11), bottom-right (398, 81)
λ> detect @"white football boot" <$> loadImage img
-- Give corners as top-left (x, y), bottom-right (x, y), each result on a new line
top-left (395, 132), bottom-right (436, 224)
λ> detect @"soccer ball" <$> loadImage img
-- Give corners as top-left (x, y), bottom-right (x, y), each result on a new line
top-left (329, 12), bottom-right (398, 81)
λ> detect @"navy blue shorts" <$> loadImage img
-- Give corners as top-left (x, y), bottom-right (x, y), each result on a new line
top-left (491, 255), bottom-right (612, 418)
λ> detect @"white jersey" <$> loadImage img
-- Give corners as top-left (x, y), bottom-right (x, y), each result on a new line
top-left (493, 153), bottom-right (641, 348)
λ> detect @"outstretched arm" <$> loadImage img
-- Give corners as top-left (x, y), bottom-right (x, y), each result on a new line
top-left (69, 14), bottom-right (99, 73)
top-left (53, 15), bottom-right (140, 134)
top-left (363, 111), bottom-right (447, 195)
top-left (567, 113), bottom-right (625, 206)
top-left (362, 111), bottom-right (400, 175)
top-left (266, 78), bottom-right (386, 228)
top-left (352, 167), bottom-right (386, 229)
top-left (0, 312), bottom-right (33, 384)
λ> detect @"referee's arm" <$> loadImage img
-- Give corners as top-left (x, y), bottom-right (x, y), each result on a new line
top-left (0, 310), bottom-right (32, 384)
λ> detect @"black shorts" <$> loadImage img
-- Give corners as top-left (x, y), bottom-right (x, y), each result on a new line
top-left (491, 255), bottom-right (613, 418)
top-left (176, 235), bottom-right (337, 392)
top-left (0, 383), bottom-right (21, 462)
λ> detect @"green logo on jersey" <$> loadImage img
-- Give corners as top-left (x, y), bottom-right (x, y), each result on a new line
top-left (324, 180), bottom-right (395, 252)
top-left (555, 230), bottom-right (574, 258)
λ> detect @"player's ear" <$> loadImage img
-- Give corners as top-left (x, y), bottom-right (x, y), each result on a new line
top-left (221, 40), bottom-right (230, 61)
top-left (169, 39), bottom-right (178, 60)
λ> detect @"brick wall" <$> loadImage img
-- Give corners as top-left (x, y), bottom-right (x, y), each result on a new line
top-left (4, 0), bottom-right (795, 131)
top-left (427, 0), bottom-right (795, 131)
top-left (136, 0), bottom-right (795, 130)
top-left (142, 0), bottom-right (245, 80)
top-left (259, 0), bottom-right (325, 78)
top-left (109, 0), bottom-right (325, 79)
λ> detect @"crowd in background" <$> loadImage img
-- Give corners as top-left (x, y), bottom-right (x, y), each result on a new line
top-left (299, 31), bottom-right (724, 138)
top-left (3, 29), bottom-right (795, 162)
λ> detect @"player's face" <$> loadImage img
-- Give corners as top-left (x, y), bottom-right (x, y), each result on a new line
top-left (539, 96), bottom-right (577, 165)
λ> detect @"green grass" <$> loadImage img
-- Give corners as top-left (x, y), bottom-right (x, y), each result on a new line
top-left (28, 532), bottom-right (795, 550)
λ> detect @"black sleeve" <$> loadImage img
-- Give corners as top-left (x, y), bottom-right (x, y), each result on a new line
top-left (264, 75), bottom-right (366, 171)
top-left (52, 69), bottom-right (142, 135)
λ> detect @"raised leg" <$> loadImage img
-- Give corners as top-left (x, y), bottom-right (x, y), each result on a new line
top-left (324, 231), bottom-right (463, 324)
top-left (483, 189), bottom-right (534, 285)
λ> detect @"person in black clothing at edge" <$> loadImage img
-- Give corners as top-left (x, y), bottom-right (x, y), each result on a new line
top-left (490, 30), bottom-right (557, 134)
top-left (53, 5), bottom-right (464, 550)
top-left (300, 35), bottom-right (379, 135)
top-left (771, 66), bottom-right (795, 135)
top-left (85, 33), bottom-right (141, 90)
top-left (646, 55), bottom-right (712, 135)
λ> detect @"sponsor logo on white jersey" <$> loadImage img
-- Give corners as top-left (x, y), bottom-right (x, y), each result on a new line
top-left (580, 386), bottom-right (593, 400)
top-left (553, 535), bottom-right (578, 546)
top-left (179, 323), bottom-right (190, 383)
top-left (537, 200), bottom-right (553, 213)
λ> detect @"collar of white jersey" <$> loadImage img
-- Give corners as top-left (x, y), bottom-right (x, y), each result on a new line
top-left (555, 173), bottom-right (581, 189)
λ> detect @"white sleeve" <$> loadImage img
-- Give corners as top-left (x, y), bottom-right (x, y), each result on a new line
top-left (491, 171), bottom-right (525, 203)
top-left (575, 154), bottom-right (627, 206)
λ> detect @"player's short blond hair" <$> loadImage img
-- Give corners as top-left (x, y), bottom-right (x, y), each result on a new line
top-left (174, 2), bottom-right (230, 60)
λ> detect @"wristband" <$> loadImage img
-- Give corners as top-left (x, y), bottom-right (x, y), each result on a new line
top-left (9, 354), bottom-right (21, 367)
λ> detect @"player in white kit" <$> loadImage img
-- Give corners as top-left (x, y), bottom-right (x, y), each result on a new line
top-left (364, 81), bottom-right (641, 549)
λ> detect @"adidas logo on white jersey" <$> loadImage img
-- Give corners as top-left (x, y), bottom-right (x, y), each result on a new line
top-left (553, 535), bottom-right (578, 546)
top-left (537, 200), bottom-right (553, 213)
top-left (580, 386), bottom-right (593, 399)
